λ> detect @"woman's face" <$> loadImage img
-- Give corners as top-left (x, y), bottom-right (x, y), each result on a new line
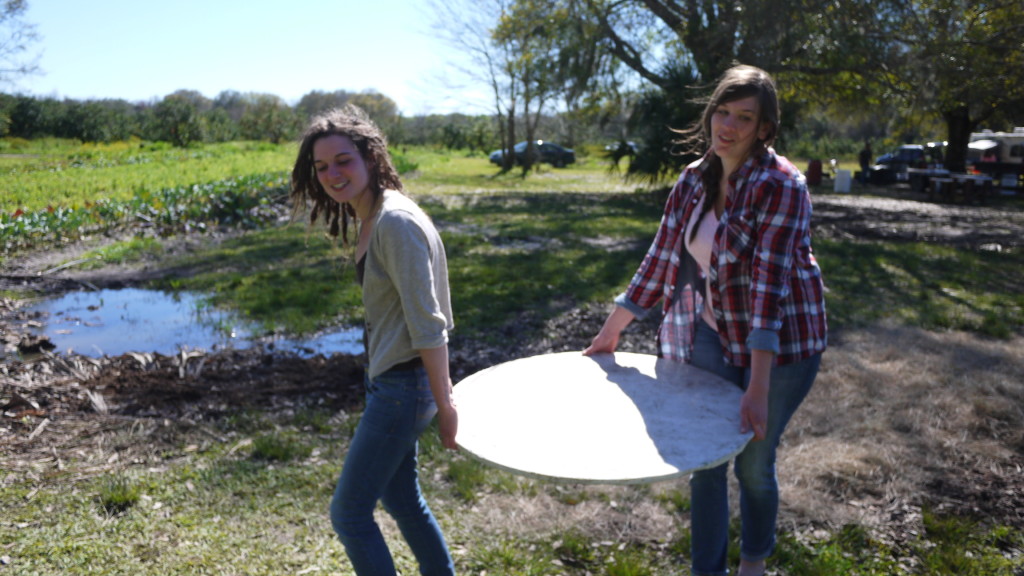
top-left (313, 134), bottom-right (371, 208)
top-left (710, 95), bottom-right (770, 166)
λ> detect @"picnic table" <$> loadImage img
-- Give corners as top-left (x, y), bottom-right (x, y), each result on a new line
top-left (927, 173), bottom-right (993, 204)
top-left (908, 167), bottom-right (950, 195)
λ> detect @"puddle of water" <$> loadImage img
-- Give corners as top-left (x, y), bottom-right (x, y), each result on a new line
top-left (26, 288), bottom-right (364, 358)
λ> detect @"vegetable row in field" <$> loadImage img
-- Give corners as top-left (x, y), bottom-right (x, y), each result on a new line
top-left (1, 173), bottom-right (289, 256)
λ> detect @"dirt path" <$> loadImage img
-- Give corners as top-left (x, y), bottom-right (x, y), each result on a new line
top-left (812, 193), bottom-right (1024, 249)
top-left (2, 191), bottom-right (1023, 544)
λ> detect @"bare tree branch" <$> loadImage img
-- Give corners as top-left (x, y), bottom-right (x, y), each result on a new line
top-left (0, 0), bottom-right (41, 83)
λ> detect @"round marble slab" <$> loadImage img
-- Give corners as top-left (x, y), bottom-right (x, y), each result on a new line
top-left (453, 351), bottom-right (752, 484)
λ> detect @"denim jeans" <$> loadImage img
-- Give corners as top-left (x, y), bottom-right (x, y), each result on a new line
top-left (688, 320), bottom-right (821, 576)
top-left (330, 364), bottom-right (455, 576)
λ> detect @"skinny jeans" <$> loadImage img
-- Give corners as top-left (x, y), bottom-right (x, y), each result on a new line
top-left (688, 319), bottom-right (821, 576)
top-left (330, 364), bottom-right (455, 576)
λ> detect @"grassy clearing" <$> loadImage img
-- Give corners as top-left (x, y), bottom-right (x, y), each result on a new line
top-left (4, 409), bottom-right (1020, 575)
top-left (2, 142), bottom-right (1023, 575)
top-left (429, 191), bottom-right (663, 340)
top-left (144, 186), bottom-right (1024, 345)
top-left (814, 238), bottom-right (1024, 338)
top-left (147, 225), bottom-right (364, 336)
top-left (0, 139), bottom-right (631, 214)
top-left (1, 140), bottom-right (296, 213)
top-left (78, 237), bottom-right (166, 270)
top-left (137, 155), bottom-right (665, 339)
top-left (405, 147), bottom-right (646, 195)
top-left (133, 191), bottom-right (654, 342)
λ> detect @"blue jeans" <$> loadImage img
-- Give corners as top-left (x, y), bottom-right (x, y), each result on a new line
top-left (688, 320), bottom-right (821, 576)
top-left (330, 365), bottom-right (455, 576)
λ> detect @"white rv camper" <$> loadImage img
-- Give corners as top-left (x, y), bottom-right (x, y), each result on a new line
top-left (969, 128), bottom-right (1024, 191)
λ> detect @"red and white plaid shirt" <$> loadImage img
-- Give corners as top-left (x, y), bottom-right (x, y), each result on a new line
top-left (615, 148), bottom-right (827, 367)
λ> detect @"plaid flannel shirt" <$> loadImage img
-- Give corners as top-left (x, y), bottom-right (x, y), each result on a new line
top-left (615, 148), bottom-right (827, 367)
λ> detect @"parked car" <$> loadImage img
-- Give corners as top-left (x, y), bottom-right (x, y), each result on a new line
top-left (489, 140), bottom-right (576, 168)
top-left (870, 142), bottom-right (944, 184)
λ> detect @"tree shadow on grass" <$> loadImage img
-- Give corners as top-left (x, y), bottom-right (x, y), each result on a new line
top-left (814, 238), bottom-right (1024, 338)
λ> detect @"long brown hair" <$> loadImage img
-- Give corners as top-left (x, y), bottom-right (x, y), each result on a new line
top-left (290, 105), bottom-right (403, 243)
top-left (678, 65), bottom-right (780, 241)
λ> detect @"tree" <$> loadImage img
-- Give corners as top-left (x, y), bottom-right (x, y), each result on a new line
top-left (430, 0), bottom-right (523, 170)
top-left (575, 0), bottom-right (818, 178)
top-left (154, 93), bottom-right (206, 147)
top-left (295, 90), bottom-right (356, 121)
top-left (347, 91), bottom-right (401, 139)
top-left (7, 94), bottom-right (62, 138)
top-left (769, 0), bottom-right (1024, 171)
top-left (884, 1), bottom-right (1024, 171)
top-left (584, 0), bottom-right (1024, 174)
top-left (63, 99), bottom-right (139, 142)
top-left (212, 90), bottom-right (249, 123)
top-left (0, 92), bottom-right (13, 135)
top-left (0, 0), bottom-right (40, 85)
top-left (581, 0), bottom-right (828, 89)
top-left (491, 0), bottom-right (571, 170)
top-left (238, 93), bottom-right (297, 143)
top-left (203, 107), bottom-right (238, 142)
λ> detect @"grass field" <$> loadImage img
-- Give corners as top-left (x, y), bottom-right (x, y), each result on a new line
top-left (1, 139), bottom-right (295, 213)
top-left (1, 139), bottom-right (1022, 575)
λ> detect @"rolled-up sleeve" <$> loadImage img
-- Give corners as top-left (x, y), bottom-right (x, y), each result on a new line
top-left (378, 211), bottom-right (450, 350)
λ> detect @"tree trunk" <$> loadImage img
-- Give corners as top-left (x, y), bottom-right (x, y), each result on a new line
top-left (505, 108), bottom-right (518, 171)
top-left (943, 105), bottom-right (976, 174)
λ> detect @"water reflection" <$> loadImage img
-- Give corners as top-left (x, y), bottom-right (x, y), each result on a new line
top-left (26, 288), bottom-right (364, 358)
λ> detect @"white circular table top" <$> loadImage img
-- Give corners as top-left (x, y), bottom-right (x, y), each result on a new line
top-left (453, 351), bottom-right (752, 484)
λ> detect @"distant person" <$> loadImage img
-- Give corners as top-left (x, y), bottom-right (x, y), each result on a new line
top-left (982, 149), bottom-right (997, 163)
top-left (859, 142), bottom-right (873, 184)
top-left (291, 105), bottom-right (458, 576)
top-left (584, 65), bottom-right (827, 576)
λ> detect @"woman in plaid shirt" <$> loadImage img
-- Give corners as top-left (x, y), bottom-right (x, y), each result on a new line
top-left (585, 65), bottom-right (827, 576)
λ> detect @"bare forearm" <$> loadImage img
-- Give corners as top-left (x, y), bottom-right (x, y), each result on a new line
top-left (741, 348), bottom-right (774, 440)
top-left (419, 344), bottom-right (454, 409)
top-left (748, 349), bottom-right (773, 393)
top-left (419, 344), bottom-right (459, 450)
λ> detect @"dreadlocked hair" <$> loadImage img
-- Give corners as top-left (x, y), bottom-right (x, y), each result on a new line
top-left (290, 104), bottom-right (403, 245)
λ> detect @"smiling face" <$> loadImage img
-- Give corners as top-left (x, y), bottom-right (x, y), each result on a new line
top-left (312, 134), bottom-right (372, 211)
top-left (710, 95), bottom-right (771, 170)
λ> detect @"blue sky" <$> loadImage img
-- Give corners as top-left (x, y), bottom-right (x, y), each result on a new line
top-left (16, 0), bottom-right (487, 115)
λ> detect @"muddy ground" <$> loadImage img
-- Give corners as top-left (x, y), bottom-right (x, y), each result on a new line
top-left (2, 189), bottom-right (1023, 541)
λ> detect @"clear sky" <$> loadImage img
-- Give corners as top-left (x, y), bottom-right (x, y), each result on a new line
top-left (15, 0), bottom-right (488, 116)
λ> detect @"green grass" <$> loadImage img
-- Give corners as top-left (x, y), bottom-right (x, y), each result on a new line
top-left (774, 524), bottom-right (903, 575)
top-left (916, 509), bottom-right (1024, 575)
top-left (97, 473), bottom-right (142, 516)
top-left (2, 140), bottom-right (1023, 575)
top-left (145, 190), bottom-right (1024, 343)
top-left (773, 515), bottom-right (1024, 576)
top-left (251, 432), bottom-right (314, 461)
top-left (130, 154), bottom-right (665, 339)
top-left (2, 447), bottom-right (349, 575)
top-left (148, 224), bottom-right (364, 336)
top-left (78, 237), bottom-right (166, 269)
top-left (405, 147), bottom-right (653, 195)
top-left (144, 191), bottom-right (660, 341)
top-left (814, 238), bottom-right (1024, 337)
top-left (1, 173), bottom-right (288, 259)
top-left (8, 432), bottom-right (1016, 575)
top-left (1, 140), bottom-right (296, 213)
